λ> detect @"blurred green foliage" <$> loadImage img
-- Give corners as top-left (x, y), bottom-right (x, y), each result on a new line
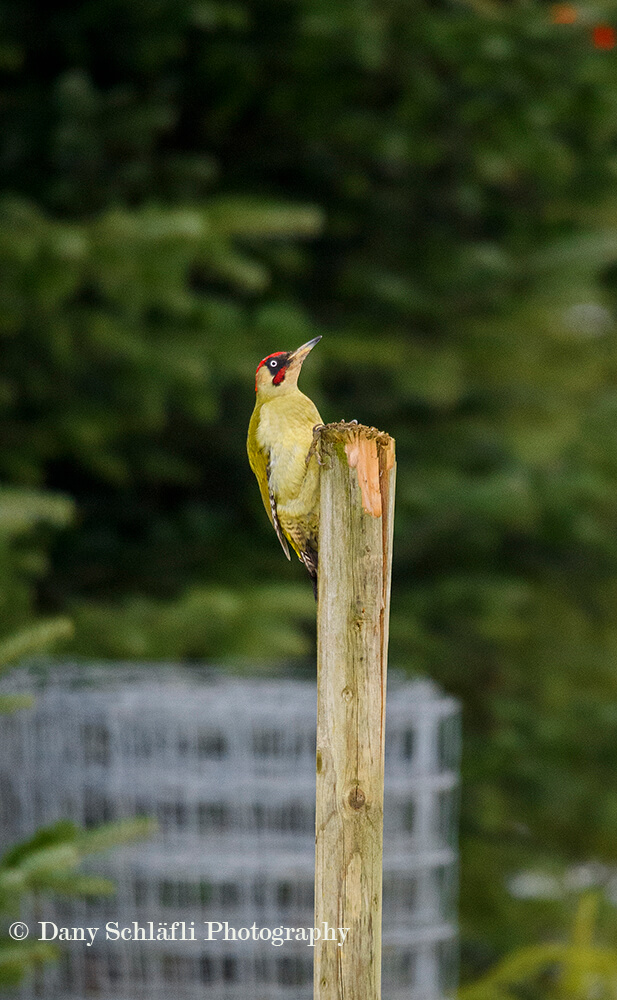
top-left (3, 0), bottom-right (617, 976)
top-left (0, 815), bottom-right (154, 989)
top-left (461, 893), bottom-right (617, 1000)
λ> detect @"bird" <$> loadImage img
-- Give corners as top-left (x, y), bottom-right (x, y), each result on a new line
top-left (247, 336), bottom-right (323, 598)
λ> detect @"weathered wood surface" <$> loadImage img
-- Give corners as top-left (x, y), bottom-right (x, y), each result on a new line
top-left (314, 422), bottom-right (396, 1000)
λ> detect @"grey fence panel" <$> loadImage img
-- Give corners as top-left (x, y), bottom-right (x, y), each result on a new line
top-left (0, 665), bottom-right (460, 1000)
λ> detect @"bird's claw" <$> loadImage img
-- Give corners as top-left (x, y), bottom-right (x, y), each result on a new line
top-left (306, 424), bottom-right (326, 466)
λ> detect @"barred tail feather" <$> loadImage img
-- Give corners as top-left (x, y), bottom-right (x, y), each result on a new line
top-left (300, 545), bottom-right (318, 601)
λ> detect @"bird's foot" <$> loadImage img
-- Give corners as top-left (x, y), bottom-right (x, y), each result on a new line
top-left (306, 424), bottom-right (326, 466)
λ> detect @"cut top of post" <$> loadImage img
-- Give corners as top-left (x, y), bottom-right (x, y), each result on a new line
top-left (317, 422), bottom-right (396, 612)
top-left (318, 422), bottom-right (395, 519)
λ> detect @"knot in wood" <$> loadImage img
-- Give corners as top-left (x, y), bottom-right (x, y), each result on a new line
top-left (348, 786), bottom-right (366, 810)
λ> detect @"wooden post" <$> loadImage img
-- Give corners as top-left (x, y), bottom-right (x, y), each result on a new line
top-left (314, 422), bottom-right (396, 1000)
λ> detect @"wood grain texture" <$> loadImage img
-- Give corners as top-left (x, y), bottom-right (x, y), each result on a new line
top-left (314, 422), bottom-right (396, 1000)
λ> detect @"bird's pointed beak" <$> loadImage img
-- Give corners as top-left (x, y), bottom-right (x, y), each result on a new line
top-left (288, 336), bottom-right (322, 367)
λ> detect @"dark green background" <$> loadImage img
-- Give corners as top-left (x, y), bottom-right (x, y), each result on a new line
top-left (3, 0), bottom-right (617, 977)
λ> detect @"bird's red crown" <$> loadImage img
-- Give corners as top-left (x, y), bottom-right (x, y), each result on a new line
top-left (255, 352), bottom-right (289, 390)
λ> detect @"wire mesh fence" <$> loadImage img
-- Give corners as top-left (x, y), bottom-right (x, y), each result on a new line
top-left (0, 664), bottom-right (460, 999)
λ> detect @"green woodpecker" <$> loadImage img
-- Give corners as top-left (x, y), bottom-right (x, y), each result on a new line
top-left (247, 336), bottom-right (323, 596)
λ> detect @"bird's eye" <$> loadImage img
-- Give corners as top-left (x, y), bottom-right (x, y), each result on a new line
top-left (269, 359), bottom-right (278, 369)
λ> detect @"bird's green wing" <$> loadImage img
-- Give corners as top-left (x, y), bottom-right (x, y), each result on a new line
top-left (266, 457), bottom-right (291, 560)
top-left (249, 438), bottom-right (291, 561)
